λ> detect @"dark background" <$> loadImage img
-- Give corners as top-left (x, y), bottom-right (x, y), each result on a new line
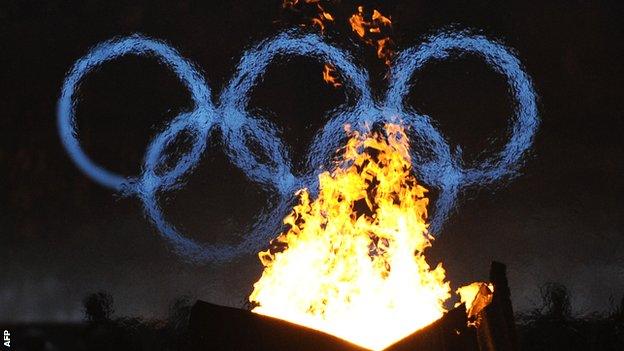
top-left (2, 0), bottom-right (623, 323)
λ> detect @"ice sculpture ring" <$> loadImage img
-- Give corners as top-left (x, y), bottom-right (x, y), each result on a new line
top-left (57, 30), bottom-right (539, 263)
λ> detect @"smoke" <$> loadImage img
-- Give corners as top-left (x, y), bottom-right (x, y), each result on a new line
top-left (57, 29), bottom-right (538, 264)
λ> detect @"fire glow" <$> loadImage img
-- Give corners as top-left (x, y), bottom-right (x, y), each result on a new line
top-left (250, 124), bottom-right (452, 350)
top-left (349, 6), bottom-right (394, 66)
top-left (279, 1), bottom-right (394, 86)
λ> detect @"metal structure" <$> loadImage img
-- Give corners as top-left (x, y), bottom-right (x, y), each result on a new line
top-left (189, 261), bottom-right (517, 350)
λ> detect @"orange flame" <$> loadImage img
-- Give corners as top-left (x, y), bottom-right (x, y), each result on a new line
top-left (456, 282), bottom-right (494, 326)
top-left (280, 0), bottom-right (339, 85)
top-left (282, 0), bottom-right (334, 33)
top-left (376, 38), bottom-right (393, 66)
top-left (311, 5), bottom-right (334, 33)
top-left (281, 2), bottom-right (395, 85)
top-left (282, 0), bottom-right (299, 9)
top-left (349, 6), bottom-right (394, 65)
top-left (349, 6), bottom-right (368, 38)
top-left (322, 64), bottom-right (342, 88)
top-left (250, 124), bottom-right (451, 350)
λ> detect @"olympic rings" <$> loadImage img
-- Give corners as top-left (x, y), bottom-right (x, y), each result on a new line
top-left (57, 29), bottom-right (539, 263)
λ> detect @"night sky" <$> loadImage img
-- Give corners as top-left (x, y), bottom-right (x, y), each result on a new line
top-left (2, 0), bottom-right (624, 322)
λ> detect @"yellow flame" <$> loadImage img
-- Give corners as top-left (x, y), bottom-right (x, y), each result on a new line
top-left (456, 282), bottom-right (494, 326)
top-left (250, 124), bottom-right (451, 350)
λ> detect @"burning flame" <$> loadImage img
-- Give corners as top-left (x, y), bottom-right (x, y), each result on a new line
top-left (456, 282), bottom-right (494, 326)
top-left (282, 0), bottom-right (298, 9)
top-left (349, 6), bottom-right (394, 65)
top-left (282, 0), bottom-right (334, 33)
top-left (250, 124), bottom-right (451, 350)
top-left (280, 0), bottom-right (339, 86)
top-left (280, 2), bottom-right (395, 86)
top-left (311, 5), bottom-right (334, 33)
top-left (323, 63), bottom-right (342, 87)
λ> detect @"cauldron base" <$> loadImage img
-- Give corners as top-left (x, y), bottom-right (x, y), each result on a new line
top-left (189, 261), bottom-right (516, 351)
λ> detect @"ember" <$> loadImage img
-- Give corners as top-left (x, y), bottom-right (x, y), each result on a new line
top-left (349, 6), bottom-right (395, 65)
top-left (280, 1), bottom-right (395, 86)
top-left (322, 63), bottom-right (342, 87)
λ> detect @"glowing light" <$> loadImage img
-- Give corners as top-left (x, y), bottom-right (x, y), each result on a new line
top-left (349, 6), bottom-right (394, 65)
top-left (58, 30), bottom-right (538, 263)
top-left (322, 63), bottom-right (342, 87)
top-left (456, 282), bottom-right (494, 325)
top-left (250, 124), bottom-right (451, 350)
top-left (282, 0), bottom-right (334, 34)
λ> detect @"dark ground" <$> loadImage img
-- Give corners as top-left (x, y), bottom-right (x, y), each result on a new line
top-left (2, 0), bottom-right (624, 345)
top-left (5, 285), bottom-right (624, 351)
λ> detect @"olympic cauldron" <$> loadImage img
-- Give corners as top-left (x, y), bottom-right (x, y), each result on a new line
top-left (189, 262), bottom-right (517, 351)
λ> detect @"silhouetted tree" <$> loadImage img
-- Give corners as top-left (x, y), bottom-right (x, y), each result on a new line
top-left (608, 294), bottom-right (624, 346)
top-left (80, 292), bottom-right (193, 350)
top-left (167, 295), bottom-right (192, 333)
top-left (83, 291), bottom-right (114, 323)
top-left (517, 283), bottom-right (624, 350)
top-left (535, 282), bottom-right (571, 320)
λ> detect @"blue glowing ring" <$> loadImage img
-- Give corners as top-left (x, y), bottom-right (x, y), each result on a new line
top-left (57, 34), bottom-right (214, 193)
top-left (58, 30), bottom-right (538, 263)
